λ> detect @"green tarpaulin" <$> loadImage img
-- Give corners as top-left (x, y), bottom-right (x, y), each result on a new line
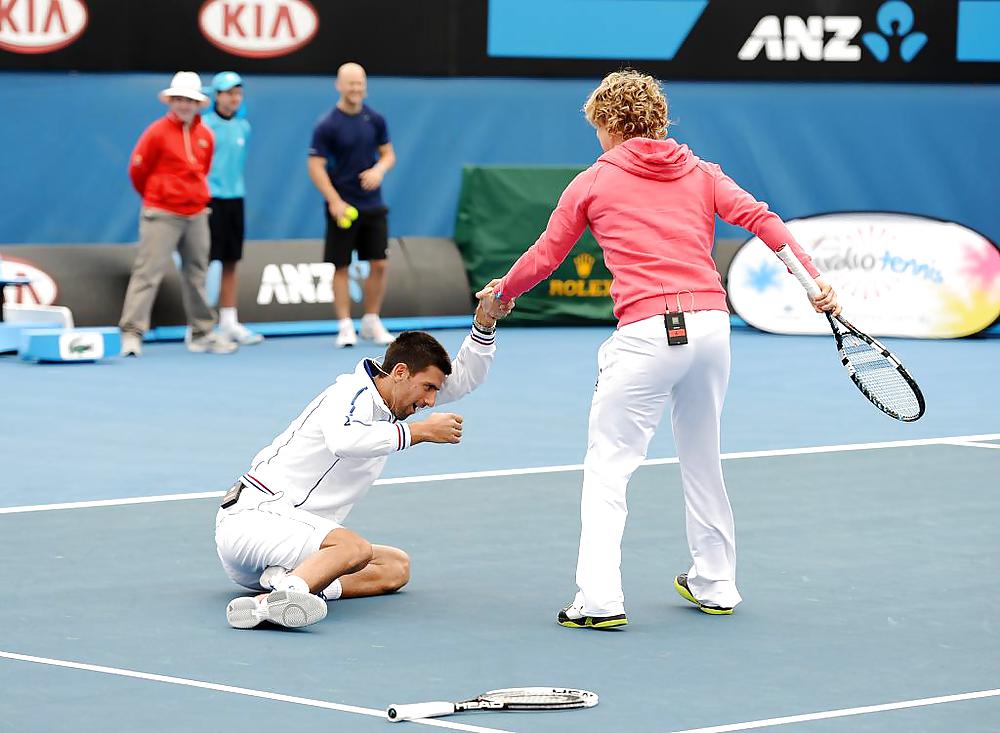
top-left (455, 166), bottom-right (615, 325)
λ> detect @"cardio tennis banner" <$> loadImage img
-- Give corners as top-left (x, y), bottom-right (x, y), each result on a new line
top-left (1, 0), bottom-right (996, 81)
top-left (728, 212), bottom-right (1000, 338)
top-left (455, 166), bottom-right (615, 325)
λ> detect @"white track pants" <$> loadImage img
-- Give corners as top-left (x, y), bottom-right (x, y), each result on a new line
top-left (574, 311), bottom-right (741, 615)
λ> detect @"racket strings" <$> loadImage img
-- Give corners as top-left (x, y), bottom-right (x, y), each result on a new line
top-left (841, 334), bottom-right (921, 418)
top-left (485, 691), bottom-right (584, 705)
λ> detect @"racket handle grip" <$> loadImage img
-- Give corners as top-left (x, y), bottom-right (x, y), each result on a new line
top-left (387, 701), bottom-right (456, 722)
top-left (775, 245), bottom-right (821, 297)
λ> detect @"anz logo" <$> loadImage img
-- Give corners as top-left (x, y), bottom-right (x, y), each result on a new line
top-left (739, 1), bottom-right (927, 63)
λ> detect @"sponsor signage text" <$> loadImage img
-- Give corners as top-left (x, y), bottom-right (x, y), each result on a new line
top-left (728, 212), bottom-right (1000, 338)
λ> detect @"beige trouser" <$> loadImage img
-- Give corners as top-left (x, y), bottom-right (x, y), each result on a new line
top-left (119, 207), bottom-right (215, 338)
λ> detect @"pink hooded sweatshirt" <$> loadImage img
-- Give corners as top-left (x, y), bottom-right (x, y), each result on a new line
top-left (496, 137), bottom-right (820, 327)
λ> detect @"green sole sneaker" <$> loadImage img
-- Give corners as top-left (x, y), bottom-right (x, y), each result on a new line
top-left (557, 608), bottom-right (629, 629)
top-left (674, 574), bottom-right (733, 615)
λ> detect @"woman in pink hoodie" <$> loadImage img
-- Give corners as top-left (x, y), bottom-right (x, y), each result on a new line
top-left (490, 70), bottom-right (839, 629)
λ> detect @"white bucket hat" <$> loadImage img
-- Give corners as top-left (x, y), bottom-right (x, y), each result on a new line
top-left (159, 71), bottom-right (209, 106)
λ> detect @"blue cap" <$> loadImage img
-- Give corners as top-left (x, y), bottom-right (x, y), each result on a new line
top-left (211, 71), bottom-right (243, 92)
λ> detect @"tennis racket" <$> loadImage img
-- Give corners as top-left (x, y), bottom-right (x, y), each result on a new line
top-left (386, 687), bottom-right (598, 722)
top-left (775, 245), bottom-right (925, 422)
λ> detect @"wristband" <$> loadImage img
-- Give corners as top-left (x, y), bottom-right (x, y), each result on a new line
top-left (473, 318), bottom-right (496, 334)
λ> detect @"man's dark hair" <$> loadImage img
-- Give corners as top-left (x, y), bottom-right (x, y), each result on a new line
top-left (381, 331), bottom-right (452, 376)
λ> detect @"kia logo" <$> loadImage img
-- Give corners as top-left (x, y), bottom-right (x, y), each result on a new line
top-left (0, 0), bottom-right (88, 54)
top-left (199, 0), bottom-right (319, 59)
top-left (0, 257), bottom-right (59, 306)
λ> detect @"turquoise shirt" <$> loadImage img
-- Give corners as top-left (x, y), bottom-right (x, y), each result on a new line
top-left (203, 108), bottom-right (251, 199)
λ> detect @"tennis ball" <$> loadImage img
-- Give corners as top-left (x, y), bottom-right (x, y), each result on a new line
top-left (337, 206), bottom-right (359, 229)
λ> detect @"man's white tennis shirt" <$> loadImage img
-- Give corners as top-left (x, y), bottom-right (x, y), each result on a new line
top-left (239, 326), bottom-right (496, 522)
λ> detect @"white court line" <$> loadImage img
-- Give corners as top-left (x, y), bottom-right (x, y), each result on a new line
top-left (1, 433), bottom-right (997, 515)
top-left (0, 651), bottom-right (516, 733)
top-left (939, 440), bottom-right (1000, 451)
top-left (670, 687), bottom-right (1000, 733)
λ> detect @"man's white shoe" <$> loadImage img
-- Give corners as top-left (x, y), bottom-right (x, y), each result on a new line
top-left (360, 316), bottom-right (395, 345)
top-left (226, 590), bottom-right (328, 629)
top-left (121, 332), bottom-right (142, 357)
top-left (336, 321), bottom-right (357, 348)
top-left (187, 331), bottom-right (238, 354)
top-left (221, 323), bottom-right (264, 346)
top-left (259, 565), bottom-right (289, 590)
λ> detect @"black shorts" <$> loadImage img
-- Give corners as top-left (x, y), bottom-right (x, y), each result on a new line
top-left (323, 205), bottom-right (389, 267)
top-left (209, 198), bottom-right (245, 262)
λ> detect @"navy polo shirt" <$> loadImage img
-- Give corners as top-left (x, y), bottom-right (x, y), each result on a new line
top-left (309, 104), bottom-right (389, 210)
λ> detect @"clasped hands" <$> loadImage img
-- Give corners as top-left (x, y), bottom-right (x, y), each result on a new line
top-left (474, 278), bottom-right (515, 328)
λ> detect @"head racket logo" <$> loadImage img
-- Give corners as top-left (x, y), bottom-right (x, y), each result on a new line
top-left (861, 2), bottom-right (927, 62)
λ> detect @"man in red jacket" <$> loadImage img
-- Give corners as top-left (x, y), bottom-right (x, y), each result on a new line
top-left (119, 71), bottom-right (237, 356)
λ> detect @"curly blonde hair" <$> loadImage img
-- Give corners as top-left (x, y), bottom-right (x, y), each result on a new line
top-left (583, 70), bottom-right (670, 140)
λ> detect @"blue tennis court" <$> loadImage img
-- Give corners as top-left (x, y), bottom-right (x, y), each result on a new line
top-left (2, 326), bottom-right (997, 732)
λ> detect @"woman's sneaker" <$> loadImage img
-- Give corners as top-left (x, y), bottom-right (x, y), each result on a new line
top-left (226, 590), bottom-right (328, 629)
top-left (556, 602), bottom-right (628, 629)
top-left (674, 573), bottom-right (733, 615)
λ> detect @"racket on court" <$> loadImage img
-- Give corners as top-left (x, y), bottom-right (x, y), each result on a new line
top-left (386, 687), bottom-right (598, 722)
top-left (775, 245), bottom-right (925, 422)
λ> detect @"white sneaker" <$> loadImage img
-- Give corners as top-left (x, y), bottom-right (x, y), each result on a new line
top-left (221, 322), bottom-right (264, 346)
top-left (360, 316), bottom-right (395, 345)
top-left (259, 566), bottom-right (289, 590)
top-left (187, 331), bottom-right (238, 354)
top-left (121, 332), bottom-right (142, 357)
top-left (226, 590), bottom-right (328, 629)
top-left (336, 320), bottom-right (357, 348)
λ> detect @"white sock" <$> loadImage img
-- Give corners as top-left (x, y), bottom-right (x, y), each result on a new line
top-left (320, 578), bottom-right (343, 601)
top-left (272, 574), bottom-right (310, 594)
top-left (220, 307), bottom-right (238, 329)
top-left (339, 317), bottom-right (355, 332)
top-left (361, 313), bottom-right (380, 325)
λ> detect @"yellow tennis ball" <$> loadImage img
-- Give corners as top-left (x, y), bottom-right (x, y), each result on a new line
top-left (337, 206), bottom-right (359, 229)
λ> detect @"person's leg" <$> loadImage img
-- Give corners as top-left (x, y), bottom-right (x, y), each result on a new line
top-left (262, 544), bottom-right (409, 600)
top-left (332, 267), bottom-right (352, 321)
top-left (669, 311), bottom-right (741, 611)
top-left (337, 545), bottom-right (410, 598)
top-left (119, 209), bottom-right (184, 339)
top-left (215, 199), bottom-right (262, 343)
top-left (569, 320), bottom-right (679, 621)
top-left (216, 496), bottom-right (342, 629)
top-left (213, 199), bottom-right (242, 311)
top-left (324, 208), bottom-right (358, 345)
top-left (284, 527), bottom-right (374, 593)
top-left (219, 261), bottom-right (238, 310)
top-left (176, 212), bottom-right (217, 339)
top-left (362, 259), bottom-right (388, 316)
top-left (357, 209), bottom-right (393, 343)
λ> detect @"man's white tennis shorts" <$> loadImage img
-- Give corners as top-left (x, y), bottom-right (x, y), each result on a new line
top-left (215, 484), bottom-right (342, 590)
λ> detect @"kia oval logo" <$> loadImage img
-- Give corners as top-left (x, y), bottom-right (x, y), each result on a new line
top-left (0, 257), bottom-right (59, 306)
top-left (198, 0), bottom-right (319, 59)
top-left (0, 0), bottom-right (89, 54)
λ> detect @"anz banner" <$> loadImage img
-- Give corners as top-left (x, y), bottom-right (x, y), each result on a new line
top-left (0, 239), bottom-right (472, 328)
top-left (728, 213), bottom-right (1000, 338)
top-left (0, 0), bottom-right (997, 81)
